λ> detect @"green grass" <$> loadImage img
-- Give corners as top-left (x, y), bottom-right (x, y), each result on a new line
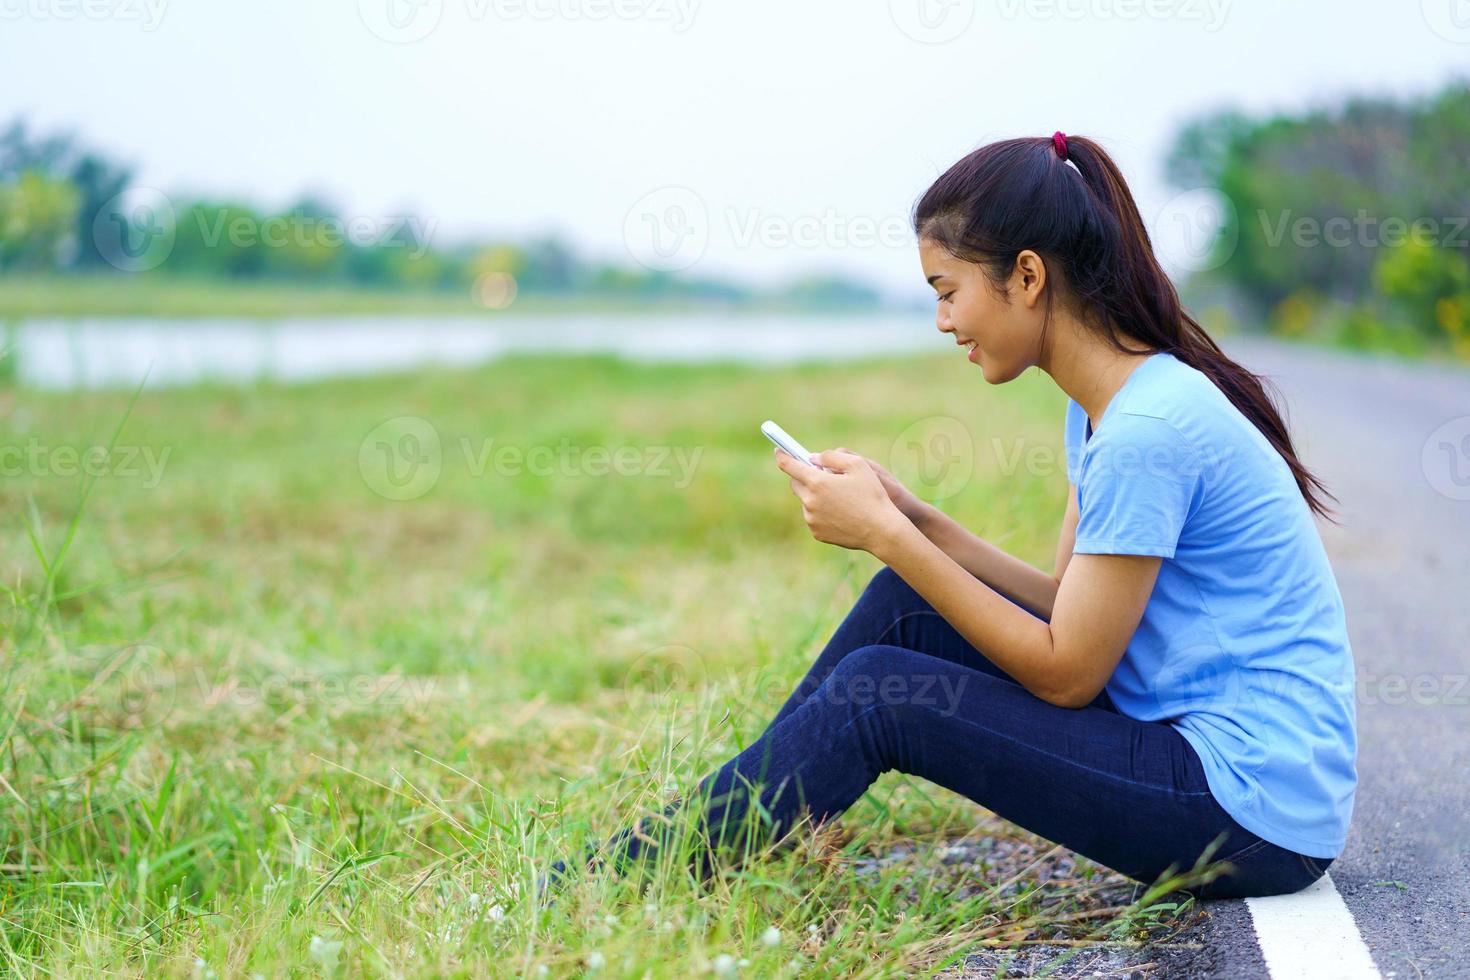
top-left (0, 352), bottom-right (1217, 976)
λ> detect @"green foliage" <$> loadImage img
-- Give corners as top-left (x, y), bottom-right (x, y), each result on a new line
top-left (0, 118), bottom-right (134, 269)
top-left (0, 171), bottom-right (80, 269)
top-left (1168, 81), bottom-right (1470, 360)
top-left (1374, 238), bottom-right (1470, 353)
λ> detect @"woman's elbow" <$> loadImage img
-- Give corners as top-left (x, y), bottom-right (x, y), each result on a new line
top-left (1033, 679), bottom-right (1104, 710)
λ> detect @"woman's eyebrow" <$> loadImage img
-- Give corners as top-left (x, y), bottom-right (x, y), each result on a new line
top-left (925, 274), bottom-right (945, 286)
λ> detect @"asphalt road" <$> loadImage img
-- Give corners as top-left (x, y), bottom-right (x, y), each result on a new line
top-left (1168, 337), bottom-right (1470, 978)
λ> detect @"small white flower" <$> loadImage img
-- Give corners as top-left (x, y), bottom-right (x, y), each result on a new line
top-left (468, 892), bottom-right (483, 909)
top-left (486, 903), bottom-right (505, 922)
top-left (587, 951), bottom-right (606, 971)
top-left (760, 927), bottom-right (781, 947)
top-left (712, 953), bottom-right (737, 976)
top-left (308, 935), bottom-right (343, 972)
top-left (806, 924), bottom-right (819, 935)
top-left (738, 959), bottom-right (750, 968)
top-left (604, 913), bottom-right (618, 925)
top-left (535, 967), bottom-right (549, 978)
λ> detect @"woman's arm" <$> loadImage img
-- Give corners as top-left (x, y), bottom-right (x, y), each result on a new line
top-left (778, 449), bottom-right (1155, 709)
top-left (855, 449), bottom-right (1081, 620)
top-left (908, 500), bottom-right (1066, 619)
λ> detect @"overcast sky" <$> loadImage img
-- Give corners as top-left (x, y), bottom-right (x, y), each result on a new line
top-left (4, 0), bottom-right (1467, 300)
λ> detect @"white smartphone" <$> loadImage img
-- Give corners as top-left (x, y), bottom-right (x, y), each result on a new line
top-left (761, 419), bottom-right (824, 470)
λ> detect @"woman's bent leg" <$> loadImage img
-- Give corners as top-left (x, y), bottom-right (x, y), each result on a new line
top-left (600, 644), bottom-right (1325, 900)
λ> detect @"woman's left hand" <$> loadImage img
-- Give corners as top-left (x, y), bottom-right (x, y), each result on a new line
top-left (773, 448), bottom-right (907, 554)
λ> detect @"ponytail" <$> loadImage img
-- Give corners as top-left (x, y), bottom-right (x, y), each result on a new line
top-left (914, 134), bottom-right (1339, 523)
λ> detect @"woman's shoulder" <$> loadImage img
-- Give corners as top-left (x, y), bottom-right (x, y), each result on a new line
top-left (1111, 353), bottom-right (1254, 447)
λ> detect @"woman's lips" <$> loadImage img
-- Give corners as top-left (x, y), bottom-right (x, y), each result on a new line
top-left (968, 344), bottom-right (981, 363)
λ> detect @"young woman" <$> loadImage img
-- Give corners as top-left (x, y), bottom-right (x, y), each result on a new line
top-left (544, 132), bottom-right (1357, 901)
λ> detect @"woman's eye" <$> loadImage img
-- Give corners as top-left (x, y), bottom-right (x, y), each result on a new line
top-left (936, 291), bottom-right (954, 303)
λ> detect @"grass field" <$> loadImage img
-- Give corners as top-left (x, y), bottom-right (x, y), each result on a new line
top-left (1, 351), bottom-right (1214, 977)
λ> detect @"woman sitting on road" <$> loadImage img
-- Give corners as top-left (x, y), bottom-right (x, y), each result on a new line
top-left (545, 132), bottom-right (1357, 901)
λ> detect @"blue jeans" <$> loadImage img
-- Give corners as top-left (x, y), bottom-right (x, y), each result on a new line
top-left (572, 566), bottom-right (1333, 899)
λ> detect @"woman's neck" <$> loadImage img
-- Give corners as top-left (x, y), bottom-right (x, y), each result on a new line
top-left (1040, 318), bottom-right (1154, 433)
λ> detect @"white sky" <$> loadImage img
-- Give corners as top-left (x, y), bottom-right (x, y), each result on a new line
top-left (3, 0), bottom-right (1467, 301)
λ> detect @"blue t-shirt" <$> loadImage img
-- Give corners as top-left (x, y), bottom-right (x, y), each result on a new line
top-left (1063, 350), bottom-right (1356, 858)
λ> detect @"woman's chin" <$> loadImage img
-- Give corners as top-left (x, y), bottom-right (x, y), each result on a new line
top-left (975, 355), bottom-right (1019, 385)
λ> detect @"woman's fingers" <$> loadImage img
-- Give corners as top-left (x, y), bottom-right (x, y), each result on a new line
top-left (775, 447), bottom-right (820, 486)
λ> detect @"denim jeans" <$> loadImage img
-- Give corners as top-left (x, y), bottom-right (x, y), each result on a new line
top-left (569, 566), bottom-right (1333, 900)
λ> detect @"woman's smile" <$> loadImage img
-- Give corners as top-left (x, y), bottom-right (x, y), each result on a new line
top-left (952, 333), bottom-right (981, 363)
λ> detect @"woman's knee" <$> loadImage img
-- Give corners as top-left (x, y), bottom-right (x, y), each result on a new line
top-left (829, 642), bottom-right (918, 682)
top-left (821, 644), bottom-right (972, 717)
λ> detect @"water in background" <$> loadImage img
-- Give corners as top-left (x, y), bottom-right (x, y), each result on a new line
top-left (11, 314), bottom-right (947, 390)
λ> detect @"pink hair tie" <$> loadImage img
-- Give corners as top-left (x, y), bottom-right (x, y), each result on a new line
top-left (1051, 131), bottom-right (1069, 161)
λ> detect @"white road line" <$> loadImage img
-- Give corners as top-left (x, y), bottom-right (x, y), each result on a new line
top-left (1245, 873), bottom-right (1380, 979)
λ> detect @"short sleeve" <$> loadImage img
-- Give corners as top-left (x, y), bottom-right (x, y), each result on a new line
top-left (1063, 398), bottom-right (1086, 485)
top-left (1073, 412), bottom-right (1201, 559)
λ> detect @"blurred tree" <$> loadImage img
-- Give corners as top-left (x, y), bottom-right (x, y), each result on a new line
top-left (1167, 82), bottom-right (1470, 333)
top-left (0, 119), bottom-right (134, 269)
top-left (774, 275), bottom-right (882, 310)
top-left (168, 200), bottom-right (269, 278)
top-left (262, 196), bottom-right (350, 281)
top-left (1375, 238), bottom-right (1470, 344)
top-left (0, 171), bottom-right (81, 269)
top-left (522, 236), bottom-right (577, 292)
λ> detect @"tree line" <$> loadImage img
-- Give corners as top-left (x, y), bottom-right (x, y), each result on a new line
top-left (0, 119), bottom-right (881, 311)
top-left (1167, 80), bottom-right (1470, 358)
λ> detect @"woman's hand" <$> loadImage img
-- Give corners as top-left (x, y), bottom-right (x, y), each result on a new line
top-left (773, 447), bottom-right (908, 554)
top-left (827, 446), bottom-right (928, 524)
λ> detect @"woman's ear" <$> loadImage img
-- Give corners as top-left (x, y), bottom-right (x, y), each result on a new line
top-left (1014, 249), bottom-right (1048, 309)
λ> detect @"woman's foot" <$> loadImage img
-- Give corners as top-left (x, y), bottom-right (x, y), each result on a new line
top-left (534, 799), bottom-right (688, 906)
top-left (534, 841), bottom-right (605, 908)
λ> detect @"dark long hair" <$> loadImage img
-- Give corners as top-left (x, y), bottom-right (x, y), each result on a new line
top-left (913, 135), bottom-right (1338, 523)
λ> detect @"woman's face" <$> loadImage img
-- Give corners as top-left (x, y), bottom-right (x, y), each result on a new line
top-left (919, 237), bottom-right (1045, 384)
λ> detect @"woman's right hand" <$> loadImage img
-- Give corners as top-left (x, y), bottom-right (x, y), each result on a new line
top-left (829, 447), bottom-right (928, 524)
